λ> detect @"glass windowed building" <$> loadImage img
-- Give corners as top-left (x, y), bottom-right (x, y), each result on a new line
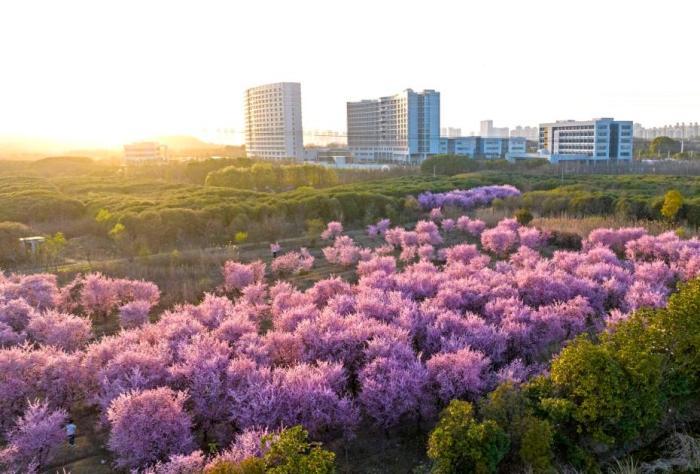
top-left (438, 136), bottom-right (526, 159)
top-left (538, 118), bottom-right (633, 162)
top-left (347, 89), bottom-right (440, 163)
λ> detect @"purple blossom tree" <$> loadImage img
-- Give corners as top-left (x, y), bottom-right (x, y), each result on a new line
top-left (107, 387), bottom-right (195, 470)
top-left (427, 347), bottom-right (490, 403)
top-left (222, 260), bottom-right (266, 292)
top-left (26, 310), bottom-right (92, 351)
top-left (321, 221), bottom-right (344, 240)
top-left (118, 300), bottom-right (152, 329)
top-left (0, 400), bottom-right (67, 472)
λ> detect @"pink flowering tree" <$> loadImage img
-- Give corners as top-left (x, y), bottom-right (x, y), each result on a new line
top-left (427, 347), bottom-right (491, 403)
top-left (481, 221), bottom-right (520, 257)
top-left (429, 208), bottom-right (443, 222)
top-left (322, 236), bottom-right (362, 266)
top-left (0, 298), bottom-right (35, 332)
top-left (26, 310), bottom-right (92, 351)
top-left (222, 260), bottom-right (266, 292)
top-left (358, 352), bottom-right (433, 428)
top-left (107, 387), bottom-right (195, 470)
top-left (0, 400), bottom-right (67, 472)
top-left (169, 333), bottom-right (232, 444)
top-left (143, 450), bottom-right (207, 474)
top-left (321, 221), bottom-right (343, 240)
top-left (271, 249), bottom-right (314, 275)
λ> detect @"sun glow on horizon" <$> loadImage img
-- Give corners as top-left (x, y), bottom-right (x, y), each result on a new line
top-left (1, 0), bottom-right (699, 151)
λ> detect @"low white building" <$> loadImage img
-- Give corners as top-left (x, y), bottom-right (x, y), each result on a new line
top-left (123, 142), bottom-right (168, 162)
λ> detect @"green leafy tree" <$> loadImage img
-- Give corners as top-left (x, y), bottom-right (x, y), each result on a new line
top-left (649, 136), bottom-right (680, 156)
top-left (420, 155), bottom-right (480, 176)
top-left (95, 208), bottom-right (113, 224)
top-left (109, 222), bottom-right (126, 241)
top-left (548, 332), bottom-right (664, 446)
top-left (514, 208), bottom-right (533, 226)
top-left (305, 218), bottom-right (325, 245)
top-left (109, 222), bottom-right (134, 256)
top-left (480, 383), bottom-right (554, 473)
top-left (428, 400), bottom-right (509, 474)
top-left (43, 232), bottom-right (67, 268)
top-left (647, 279), bottom-right (700, 398)
top-left (206, 457), bottom-right (266, 474)
top-left (0, 221), bottom-right (31, 266)
top-left (234, 231), bottom-right (248, 244)
top-left (262, 426), bottom-right (335, 474)
top-left (519, 416), bottom-right (555, 473)
top-left (661, 189), bottom-right (683, 221)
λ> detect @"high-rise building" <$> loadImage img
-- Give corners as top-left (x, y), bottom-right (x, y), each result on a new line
top-left (347, 89), bottom-right (440, 162)
top-left (538, 118), bottom-right (633, 162)
top-left (244, 82), bottom-right (304, 160)
top-left (634, 122), bottom-right (700, 140)
top-left (123, 142), bottom-right (168, 162)
top-left (479, 120), bottom-right (509, 138)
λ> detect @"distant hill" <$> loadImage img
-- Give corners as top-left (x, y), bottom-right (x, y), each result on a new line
top-left (0, 134), bottom-right (245, 161)
top-left (32, 156), bottom-right (94, 166)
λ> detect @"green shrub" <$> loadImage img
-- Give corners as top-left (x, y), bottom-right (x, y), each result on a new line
top-left (206, 457), bottom-right (266, 474)
top-left (548, 333), bottom-right (664, 446)
top-left (479, 383), bottom-right (554, 473)
top-left (648, 279), bottom-right (700, 398)
top-left (661, 189), bottom-right (683, 221)
top-left (514, 208), bottom-right (533, 225)
top-left (262, 426), bottom-right (335, 474)
top-left (428, 400), bottom-right (509, 474)
top-left (420, 155), bottom-right (481, 176)
top-left (0, 221), bottom-right (31, 266)
top-left (519, 416), bottom-right (555, 473)
top-left (547, 230), bottom-right (582, 250)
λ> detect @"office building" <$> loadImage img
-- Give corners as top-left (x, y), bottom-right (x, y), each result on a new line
top-left (508, 136), bottom-right (527, 154)
top-left (538, 118), bottom-right (633, 162)
top-left (439, 136), bottom-right (479, 156)
top-left (438, 136), bottom-right (526, 159)
top-left (347, 89), bottom-right (440, 162)
top-left (244, 82), bottom-right (304, 160)
top-left (480, 120), bottom-right (509, 138)
top-left (123, 142), bottom-right (168, 162)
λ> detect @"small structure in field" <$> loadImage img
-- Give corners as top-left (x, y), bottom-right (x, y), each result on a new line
top-left (19, 236), bottom-right (46, 255)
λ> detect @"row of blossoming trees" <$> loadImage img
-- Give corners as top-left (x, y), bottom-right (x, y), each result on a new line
top-left (1, 185), bottom-right (700, 472)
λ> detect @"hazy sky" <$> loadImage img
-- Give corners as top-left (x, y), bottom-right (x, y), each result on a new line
top-left (1, 0), bottom-right (698, 147)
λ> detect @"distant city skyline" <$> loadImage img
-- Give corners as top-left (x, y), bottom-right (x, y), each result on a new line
top-left (1, 0), bottom-right (699, 149)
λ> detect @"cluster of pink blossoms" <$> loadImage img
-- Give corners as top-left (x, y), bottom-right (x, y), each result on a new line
top-left (270, 248), bottom-right (314, 275)
top-left (367, 218), bottom-right (391, 238)
top-left (2, 194), bottom-right (700, 470)
top-left (481, 218), bottom-right (549, 256)
top-left (322, 236), bottom-right (372, 266)
top-left (418, 184), bottom-right (521, 209)
top-left (320, 221), bottom-right (343, 240)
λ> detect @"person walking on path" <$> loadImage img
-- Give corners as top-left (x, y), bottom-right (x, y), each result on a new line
top-left (66, 419), bottom-right (77, 447)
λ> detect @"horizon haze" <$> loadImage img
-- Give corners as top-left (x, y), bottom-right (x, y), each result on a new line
top-left (1, 0), bottom-right (698, 151)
